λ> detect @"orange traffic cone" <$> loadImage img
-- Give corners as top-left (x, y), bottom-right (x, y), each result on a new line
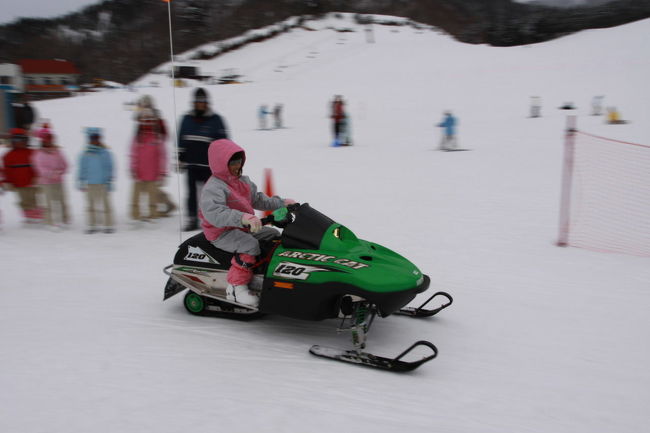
top-left (263, 168), bottom-right (274, 217)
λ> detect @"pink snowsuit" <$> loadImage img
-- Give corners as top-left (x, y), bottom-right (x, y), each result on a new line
top-left (32, 147), bottom-right (68, 224)
top-left (130, 130), bottom-right (167, 181)
top-left (33, 147), bottom-right (68, 185)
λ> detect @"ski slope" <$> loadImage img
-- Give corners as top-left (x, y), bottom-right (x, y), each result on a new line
top-left (1, 13), bottom-right (649, 433)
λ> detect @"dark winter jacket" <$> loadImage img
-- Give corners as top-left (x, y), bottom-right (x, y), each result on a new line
top-left (178, 109), bottom-right (229, 167)
top-left (12, 103), bottom-right (36, 129)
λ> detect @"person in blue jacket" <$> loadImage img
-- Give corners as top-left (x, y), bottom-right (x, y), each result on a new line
top-left (436, 111), bottom-right (457, 151)
top-left (177, 87), bottom-right (229, 231)
top-left (78, 128), bottom-right (115, 233)
top-left (258, 104), bottom-right (270, 130)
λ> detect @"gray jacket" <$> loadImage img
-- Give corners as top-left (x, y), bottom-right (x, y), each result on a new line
top-left (199, 174), bottom-right (284, 241)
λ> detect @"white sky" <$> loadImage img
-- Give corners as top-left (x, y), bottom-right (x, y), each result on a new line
top-left (1, 0), bottom-right (101, 25)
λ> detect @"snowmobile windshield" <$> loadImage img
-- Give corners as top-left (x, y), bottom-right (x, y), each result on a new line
top-left (282, 204), bottom-right (335, 250)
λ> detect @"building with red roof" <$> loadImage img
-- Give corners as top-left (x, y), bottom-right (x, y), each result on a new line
top-left (17, 59), bottom-right (80, 95)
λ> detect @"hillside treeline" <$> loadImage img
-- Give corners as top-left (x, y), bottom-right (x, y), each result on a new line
top-left (1, 0), bottom-right (649, 85)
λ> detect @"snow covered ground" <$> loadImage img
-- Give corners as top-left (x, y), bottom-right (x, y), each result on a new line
top-left (1, 13), bottom-right (649, 433)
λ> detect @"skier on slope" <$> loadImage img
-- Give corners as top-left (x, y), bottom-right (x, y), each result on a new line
top-left (330, 95), bottom-right (347, 146)
top-left (436, 111), bottom-right (457, 151)
top-left (273, 103), bottom-right (283, 129)
top-left (258, 104), bottom-right (270, 130)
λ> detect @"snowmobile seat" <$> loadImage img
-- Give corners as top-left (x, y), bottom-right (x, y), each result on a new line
top-left (173, 231), bottom-right (279, 273)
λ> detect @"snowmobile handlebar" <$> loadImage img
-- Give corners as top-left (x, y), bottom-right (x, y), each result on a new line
top-left (260, 203), bottom-right (301, 227)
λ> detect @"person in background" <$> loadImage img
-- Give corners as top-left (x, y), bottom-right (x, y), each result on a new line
top-left (530, 96), bottom-right (542, 118)
top-left (0, 162), bottom-right (3, 230)
top-left (33, 131), bottom-right (70, 230)
top-left (273, 103), bottom-right (283, 129)
top-left (12, 93), bottom-right (36, 131)
top-left (1, 128), bottom-right (43, 224)
top-left (436, 111), bottom-right (458, 151)
top-left (591, 95), bottom-right (604, 116)
top-left (130, 100), bottom-right (169, 222)
top-left (78, 128), bottom-right (115, 234)
top-left (177, 87), bottom-right (229, 231)
top-left (605, 107), bottom-right (627, 124)
top-left (330, 95), bottom-right (346, 144)
top-left (0, 164), bottom-right (4, 232)
top-left (199, 138), bottom-right (296, 307)
top-left (36, 120), bottom-right (52, 141)
top-left (258, 104), bottom-right (270, 130)
top-left (135, 95), bottom-right (177, 218)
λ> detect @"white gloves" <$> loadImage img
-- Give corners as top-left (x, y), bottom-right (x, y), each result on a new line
top-left (242, 214), bottom-right (262, 233)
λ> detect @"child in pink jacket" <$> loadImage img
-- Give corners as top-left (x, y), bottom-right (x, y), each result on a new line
top-left (33, 131), bottom-right (70, 229)
top-left (130, 107), bottom-right (167, 221)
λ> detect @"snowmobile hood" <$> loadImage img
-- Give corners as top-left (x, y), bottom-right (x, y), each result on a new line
top-left (208, 138), bottom-right (246, 183)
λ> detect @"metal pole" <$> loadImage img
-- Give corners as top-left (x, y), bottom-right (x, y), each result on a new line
top-left (166, 0), bottom-right (183, 243)
top-left (557, 115), bottom-right (577, 247)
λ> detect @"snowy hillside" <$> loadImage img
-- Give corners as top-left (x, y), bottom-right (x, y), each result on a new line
top-left (1, 13), bottom-right (649, 433)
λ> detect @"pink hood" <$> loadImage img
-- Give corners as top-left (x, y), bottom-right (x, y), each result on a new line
top-left (208, 138), bottom-right (246, 184)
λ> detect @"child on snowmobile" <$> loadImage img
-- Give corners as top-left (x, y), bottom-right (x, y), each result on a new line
top-left (199, 138), bottom-right (295, 307)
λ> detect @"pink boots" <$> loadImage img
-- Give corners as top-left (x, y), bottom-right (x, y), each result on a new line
top-left (226, 253), bottom-right (259, 307)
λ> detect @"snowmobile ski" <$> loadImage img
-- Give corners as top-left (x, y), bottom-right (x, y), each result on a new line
top-left (394, 291), bottom-right (453, 318)
top-left (309, 340), bottom-right (438, 372)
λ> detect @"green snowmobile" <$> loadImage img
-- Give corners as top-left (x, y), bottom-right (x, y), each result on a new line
top-left (163, 203), bottom-right (452, 372)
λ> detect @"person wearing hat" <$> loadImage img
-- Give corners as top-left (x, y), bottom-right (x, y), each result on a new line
top-left (1, 128), bottom-right (43, 224)
top-left (330, 95), bottom-right (346, 145)
top-left (199, 138), bottom-right (296, 307)
top-left (134, 95), bottom-right (177, 218)
top-left (12, 93), bottom-right (36, 131)
top-left (33, 131), bottom-right (70, 229)
top-left (130, 98), bottom-right (173, 222)
top-left (77, 129), bottom-right (115, 234)
top-left (177, 87), bottom-right (229, 231)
